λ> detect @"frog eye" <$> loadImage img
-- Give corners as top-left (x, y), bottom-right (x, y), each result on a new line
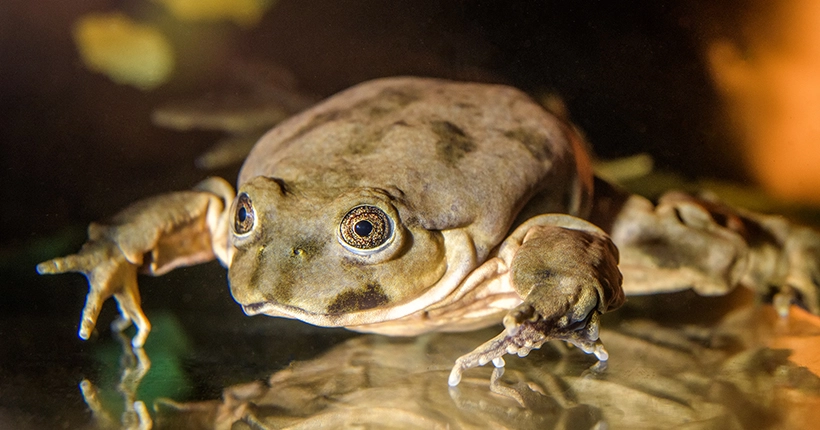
top-left (339, 205), bottom-right (393, 253)
top-left (233, 193), bottom-right (256, 235)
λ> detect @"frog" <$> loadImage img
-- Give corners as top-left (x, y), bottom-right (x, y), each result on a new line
top-left (36, 77), bottom-right (820, 387)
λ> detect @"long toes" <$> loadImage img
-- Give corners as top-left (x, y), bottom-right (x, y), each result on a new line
top-left (448, 360), bottom-right (467, 386)
top-left (592, 342), bottom-right (609, 361)
top-left (79, 291), bottom-right (105, 340)
top-left (35, 259), bottom-right (59, 274)
top-left (37, 254), bottom-right (91, 275)
top-left (115, 293), bottom-right (150, 348)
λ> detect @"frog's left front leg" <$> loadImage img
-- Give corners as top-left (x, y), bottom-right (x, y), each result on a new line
top-left (37, 177), bottom-right (235, 347)
top-left (448, 215), bottom-right (625, 386)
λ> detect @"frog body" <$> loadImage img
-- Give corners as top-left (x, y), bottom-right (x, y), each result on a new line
top-left (37, 77), bottom-right (820, 386)
top-left (230, 78), bottom-right (601, 331)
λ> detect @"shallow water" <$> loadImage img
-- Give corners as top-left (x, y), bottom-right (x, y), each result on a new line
top-left (4, 263), bottom-right (819, 430)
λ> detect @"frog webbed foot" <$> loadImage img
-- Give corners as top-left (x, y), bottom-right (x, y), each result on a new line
top-left (449, 218), bottom-right (624, 386)
top-left (504, 301), bottom-right (609, 360)
top-left (607, 190), bottom-right (820, 316)
top-left (37, 177), bottom-right (234, 348)
top-left (37, 238), bottom-right (151, 347)
top-left (447, 302), bottom-right (609, 387)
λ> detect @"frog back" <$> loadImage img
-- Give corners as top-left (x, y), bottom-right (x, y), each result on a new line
top-left (238, 77), bottom-right (593, 258)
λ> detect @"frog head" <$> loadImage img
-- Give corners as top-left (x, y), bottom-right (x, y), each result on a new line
top-left (227, 176), bottom-right (447, 326)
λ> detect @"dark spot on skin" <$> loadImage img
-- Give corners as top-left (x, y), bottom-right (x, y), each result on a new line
top-left (268, 177), bottom-right (290, 195)
top-left (280, 87), bottom-right (423, 157)
top-left (503, 128), bottom-right (553, 161)
top-left (348, 88), bottom-right (421, 119)
top-left (327, 282), bottom-right (389, 314)
top-left (640, 237), bottom-right (698, 269)
top-left (233, 245), bottom-right (295, 303)
top-left (341, 256), bottom-right (368, 267)
top-left (262, 251), bottom-right (292, 302)
top-left (346, 132), bottom-right (381, 155)
top-left (533, 269), bottom-right (554, 283)
top-left (309, 110), bottom-right (343, 126)
top-left (344, 119), bottom-right (411, 156)
top-left (244, 245), bottom-right (294, 303)
top-left (432, 120), bottom-right (476, 166)
top-left (238, 245), bottom-right (264, 290)
top-left (282, 110), bottom-right (343, 145)
top-left (345, 141), bottom-right (367, 155)
top-left (283, 87), bottom-right (420, 151)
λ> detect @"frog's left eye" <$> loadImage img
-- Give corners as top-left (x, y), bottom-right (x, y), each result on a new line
top-left (233, 193), bottom-right (256, 235)
top-left (339, 205), bottom-right (393, 253)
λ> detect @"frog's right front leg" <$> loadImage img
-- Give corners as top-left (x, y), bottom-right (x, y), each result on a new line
top-left (448, 215), bottom-right (625, 386)
top-left (37, 177), bottom-right (235, 347)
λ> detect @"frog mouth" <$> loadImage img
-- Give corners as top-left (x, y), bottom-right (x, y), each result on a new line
top-left (242, 301), bottom-right (305, 319)
top-left (241, 302), bottom-right (270, 316)
top-left (240, 300), bottom-right (393, 327)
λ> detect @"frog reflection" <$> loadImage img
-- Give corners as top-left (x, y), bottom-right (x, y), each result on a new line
top-left (83, 303), bottom-right (820, 429)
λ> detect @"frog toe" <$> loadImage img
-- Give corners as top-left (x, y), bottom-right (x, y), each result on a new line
top-left (448, 330), bottom-right (513, 386)
top-left (114, 287), bottom-right (151, 348)
top-left (36, 255), bottom-right (86, 275)
top-left (448, 302), bottom-right (609, 386)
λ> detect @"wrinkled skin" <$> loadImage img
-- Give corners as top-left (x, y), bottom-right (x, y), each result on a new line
top-left (37, 77), bottom-right (820, 384)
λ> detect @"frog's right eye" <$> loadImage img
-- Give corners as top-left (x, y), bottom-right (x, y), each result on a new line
top-left (233, 193), bottom-right (256, 235)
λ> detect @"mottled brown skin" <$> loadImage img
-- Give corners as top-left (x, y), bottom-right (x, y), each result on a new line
top-left (37, 77), bottom-right (820, 387)
top-left (229, 78), bottom-right (598, 334)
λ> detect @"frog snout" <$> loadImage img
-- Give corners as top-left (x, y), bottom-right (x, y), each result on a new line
top-left (226, 266), bottom-right (264, 308)
top-left (227, 240), bottom-right (335, 313)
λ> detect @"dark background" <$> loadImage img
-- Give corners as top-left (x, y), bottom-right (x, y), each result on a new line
top-left (0, 1), bottom-right (751, 428)
top-left (1, 1), bottom-right (731, 247)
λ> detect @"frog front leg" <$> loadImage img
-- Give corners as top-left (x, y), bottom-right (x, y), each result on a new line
top-left (37, 177), bottom-right (234, 347)
top-left (448, 215), bottom-right (625, 386)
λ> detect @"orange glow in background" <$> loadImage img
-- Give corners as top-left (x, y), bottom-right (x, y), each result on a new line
top-left (707, 0), bottom-right (820, 205)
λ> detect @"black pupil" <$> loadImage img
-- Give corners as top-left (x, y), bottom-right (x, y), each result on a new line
top-left (238, 206), bottom-right (247, 222)
top-left (354, 220), bottom-right (373, 237)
